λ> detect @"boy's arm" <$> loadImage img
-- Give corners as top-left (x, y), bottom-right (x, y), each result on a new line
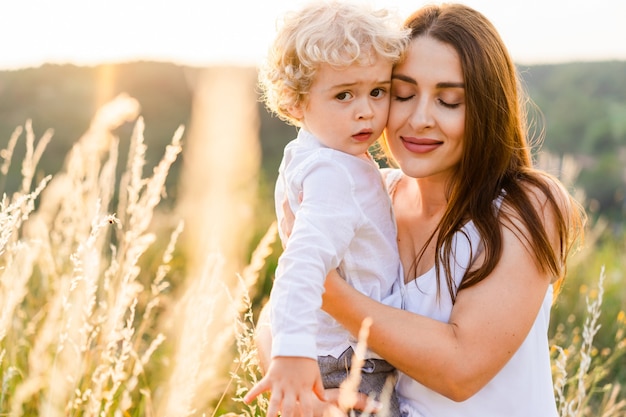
top-left (253, 158), bottom-right (360, 416)
top-left (271, 159), bottom-right (359, 359)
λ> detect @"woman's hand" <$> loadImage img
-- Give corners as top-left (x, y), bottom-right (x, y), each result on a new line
top-left (320, 269), bottom-right (354, 320)
top-left (280, 194), bottom-right (298, 242)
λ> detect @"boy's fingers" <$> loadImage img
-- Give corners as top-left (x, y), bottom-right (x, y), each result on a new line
top-left (313, 378), bottom-right (326, 401)
top-left (297, 393), bottom-right (314, 417)
top-left (243, 379), bottom-right (268, 404)
top-left (280, 391), bottom-right (296, 417)
top-left (266, 389), bottom-right (283, 417)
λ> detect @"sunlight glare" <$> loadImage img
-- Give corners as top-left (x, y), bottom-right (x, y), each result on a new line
top-left (0, 0), bottom-right (625, 69)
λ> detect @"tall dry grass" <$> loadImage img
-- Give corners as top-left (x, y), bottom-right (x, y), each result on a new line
top-left (155, 66), bottom-right (262, 416)
top-left (0, 66), bottom-right (266, 416)
top-left (551, 267), bottom-right (626, 417)
top-left (0, 93), bottom-right (189, 416)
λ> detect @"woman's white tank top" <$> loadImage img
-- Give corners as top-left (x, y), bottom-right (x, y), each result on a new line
top-left (385, 169), bottom-right (559, 417)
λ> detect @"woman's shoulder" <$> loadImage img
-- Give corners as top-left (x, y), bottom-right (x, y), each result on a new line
top-left (520, 172), bottom-right (576, 216)
top-left (380, 168), bottom-right (403, 196)
top-left (380, 167), bottom-right (403, 183)
top-left (504, 171), bottom-right (585, 246)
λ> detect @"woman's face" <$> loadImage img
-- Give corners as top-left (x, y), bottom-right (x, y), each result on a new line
top-left (386, 36), bottom-right (466, 181)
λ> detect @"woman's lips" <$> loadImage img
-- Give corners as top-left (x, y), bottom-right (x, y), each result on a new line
top-left (401, 137), bottom-right (442, 153)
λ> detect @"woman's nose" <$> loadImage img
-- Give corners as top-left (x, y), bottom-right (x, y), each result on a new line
top-left (410, 98), bottom-right (435, 129)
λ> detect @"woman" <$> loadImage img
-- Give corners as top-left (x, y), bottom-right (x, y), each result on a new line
top-left (256, 3), bottom-right (585, 417)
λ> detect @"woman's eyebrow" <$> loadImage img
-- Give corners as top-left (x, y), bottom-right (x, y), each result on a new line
top-left (436, 81), bottom-right (465, 89)
top-left (391, 74), bottom-right (464, 89)
top-left (391, 73), bottom-right (416, 84)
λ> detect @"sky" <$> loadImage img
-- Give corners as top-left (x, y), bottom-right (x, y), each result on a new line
top-left (1, 0), bottom-right (625, 70)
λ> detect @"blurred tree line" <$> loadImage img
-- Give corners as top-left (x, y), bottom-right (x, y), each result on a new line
top-left (520, 61), bottom-right (626, 225)
top-left (0, 60), bottom-right (624, 227)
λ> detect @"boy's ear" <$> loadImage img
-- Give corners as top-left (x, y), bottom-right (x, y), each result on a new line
top-left (287, 102), bottom-right (304, 120)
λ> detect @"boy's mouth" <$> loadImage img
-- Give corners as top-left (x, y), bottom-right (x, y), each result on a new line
top-left (352, 129), bottom-right (373, 142)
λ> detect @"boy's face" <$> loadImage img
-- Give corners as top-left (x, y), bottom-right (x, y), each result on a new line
top-left (290, 56), bottom-right (393, 157)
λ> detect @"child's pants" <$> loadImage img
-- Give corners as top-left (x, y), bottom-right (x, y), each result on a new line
top-left (318, 346), bottom-right (399, 416)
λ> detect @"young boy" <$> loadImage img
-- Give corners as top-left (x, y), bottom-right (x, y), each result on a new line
top-left (245, 2), bottom-right (408, 416)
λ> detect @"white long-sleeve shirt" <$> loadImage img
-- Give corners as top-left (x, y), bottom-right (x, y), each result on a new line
top-left (270, 129), bottom-right (402, 359)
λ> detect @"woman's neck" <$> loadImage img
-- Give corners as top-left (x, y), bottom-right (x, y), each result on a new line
top-left (395, 175), bottom-right (448, 282)
top-left (409, 176), bottom-right (449, 218)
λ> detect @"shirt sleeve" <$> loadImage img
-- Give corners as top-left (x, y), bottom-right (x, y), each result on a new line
top-left (270, 154), bottom-right (362, 358)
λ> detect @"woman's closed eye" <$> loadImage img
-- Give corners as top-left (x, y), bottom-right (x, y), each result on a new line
top-left (437, 98), bottom-right (462, 109)
top-left (393, 94), bottom-right (414, 102)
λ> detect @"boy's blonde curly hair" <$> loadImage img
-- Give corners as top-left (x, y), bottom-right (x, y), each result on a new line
top-left (259, 0), bottom-right (409, 126)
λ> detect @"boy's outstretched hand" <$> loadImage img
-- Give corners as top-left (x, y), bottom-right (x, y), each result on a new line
top-left (244, 356), bottom-right (326, 417)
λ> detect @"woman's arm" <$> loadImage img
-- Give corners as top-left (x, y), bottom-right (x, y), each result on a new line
top-left (322, 198), bottom-right (558, 401)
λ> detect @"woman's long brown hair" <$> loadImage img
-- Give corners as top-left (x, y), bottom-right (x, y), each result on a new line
top-left (389, 4), bottom-right (586, 302)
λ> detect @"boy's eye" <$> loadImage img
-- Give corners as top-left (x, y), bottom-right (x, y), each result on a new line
top-left (370, 88), bottom-right (386, 98)
top-left (336, 92), bottom-right (353, 101)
